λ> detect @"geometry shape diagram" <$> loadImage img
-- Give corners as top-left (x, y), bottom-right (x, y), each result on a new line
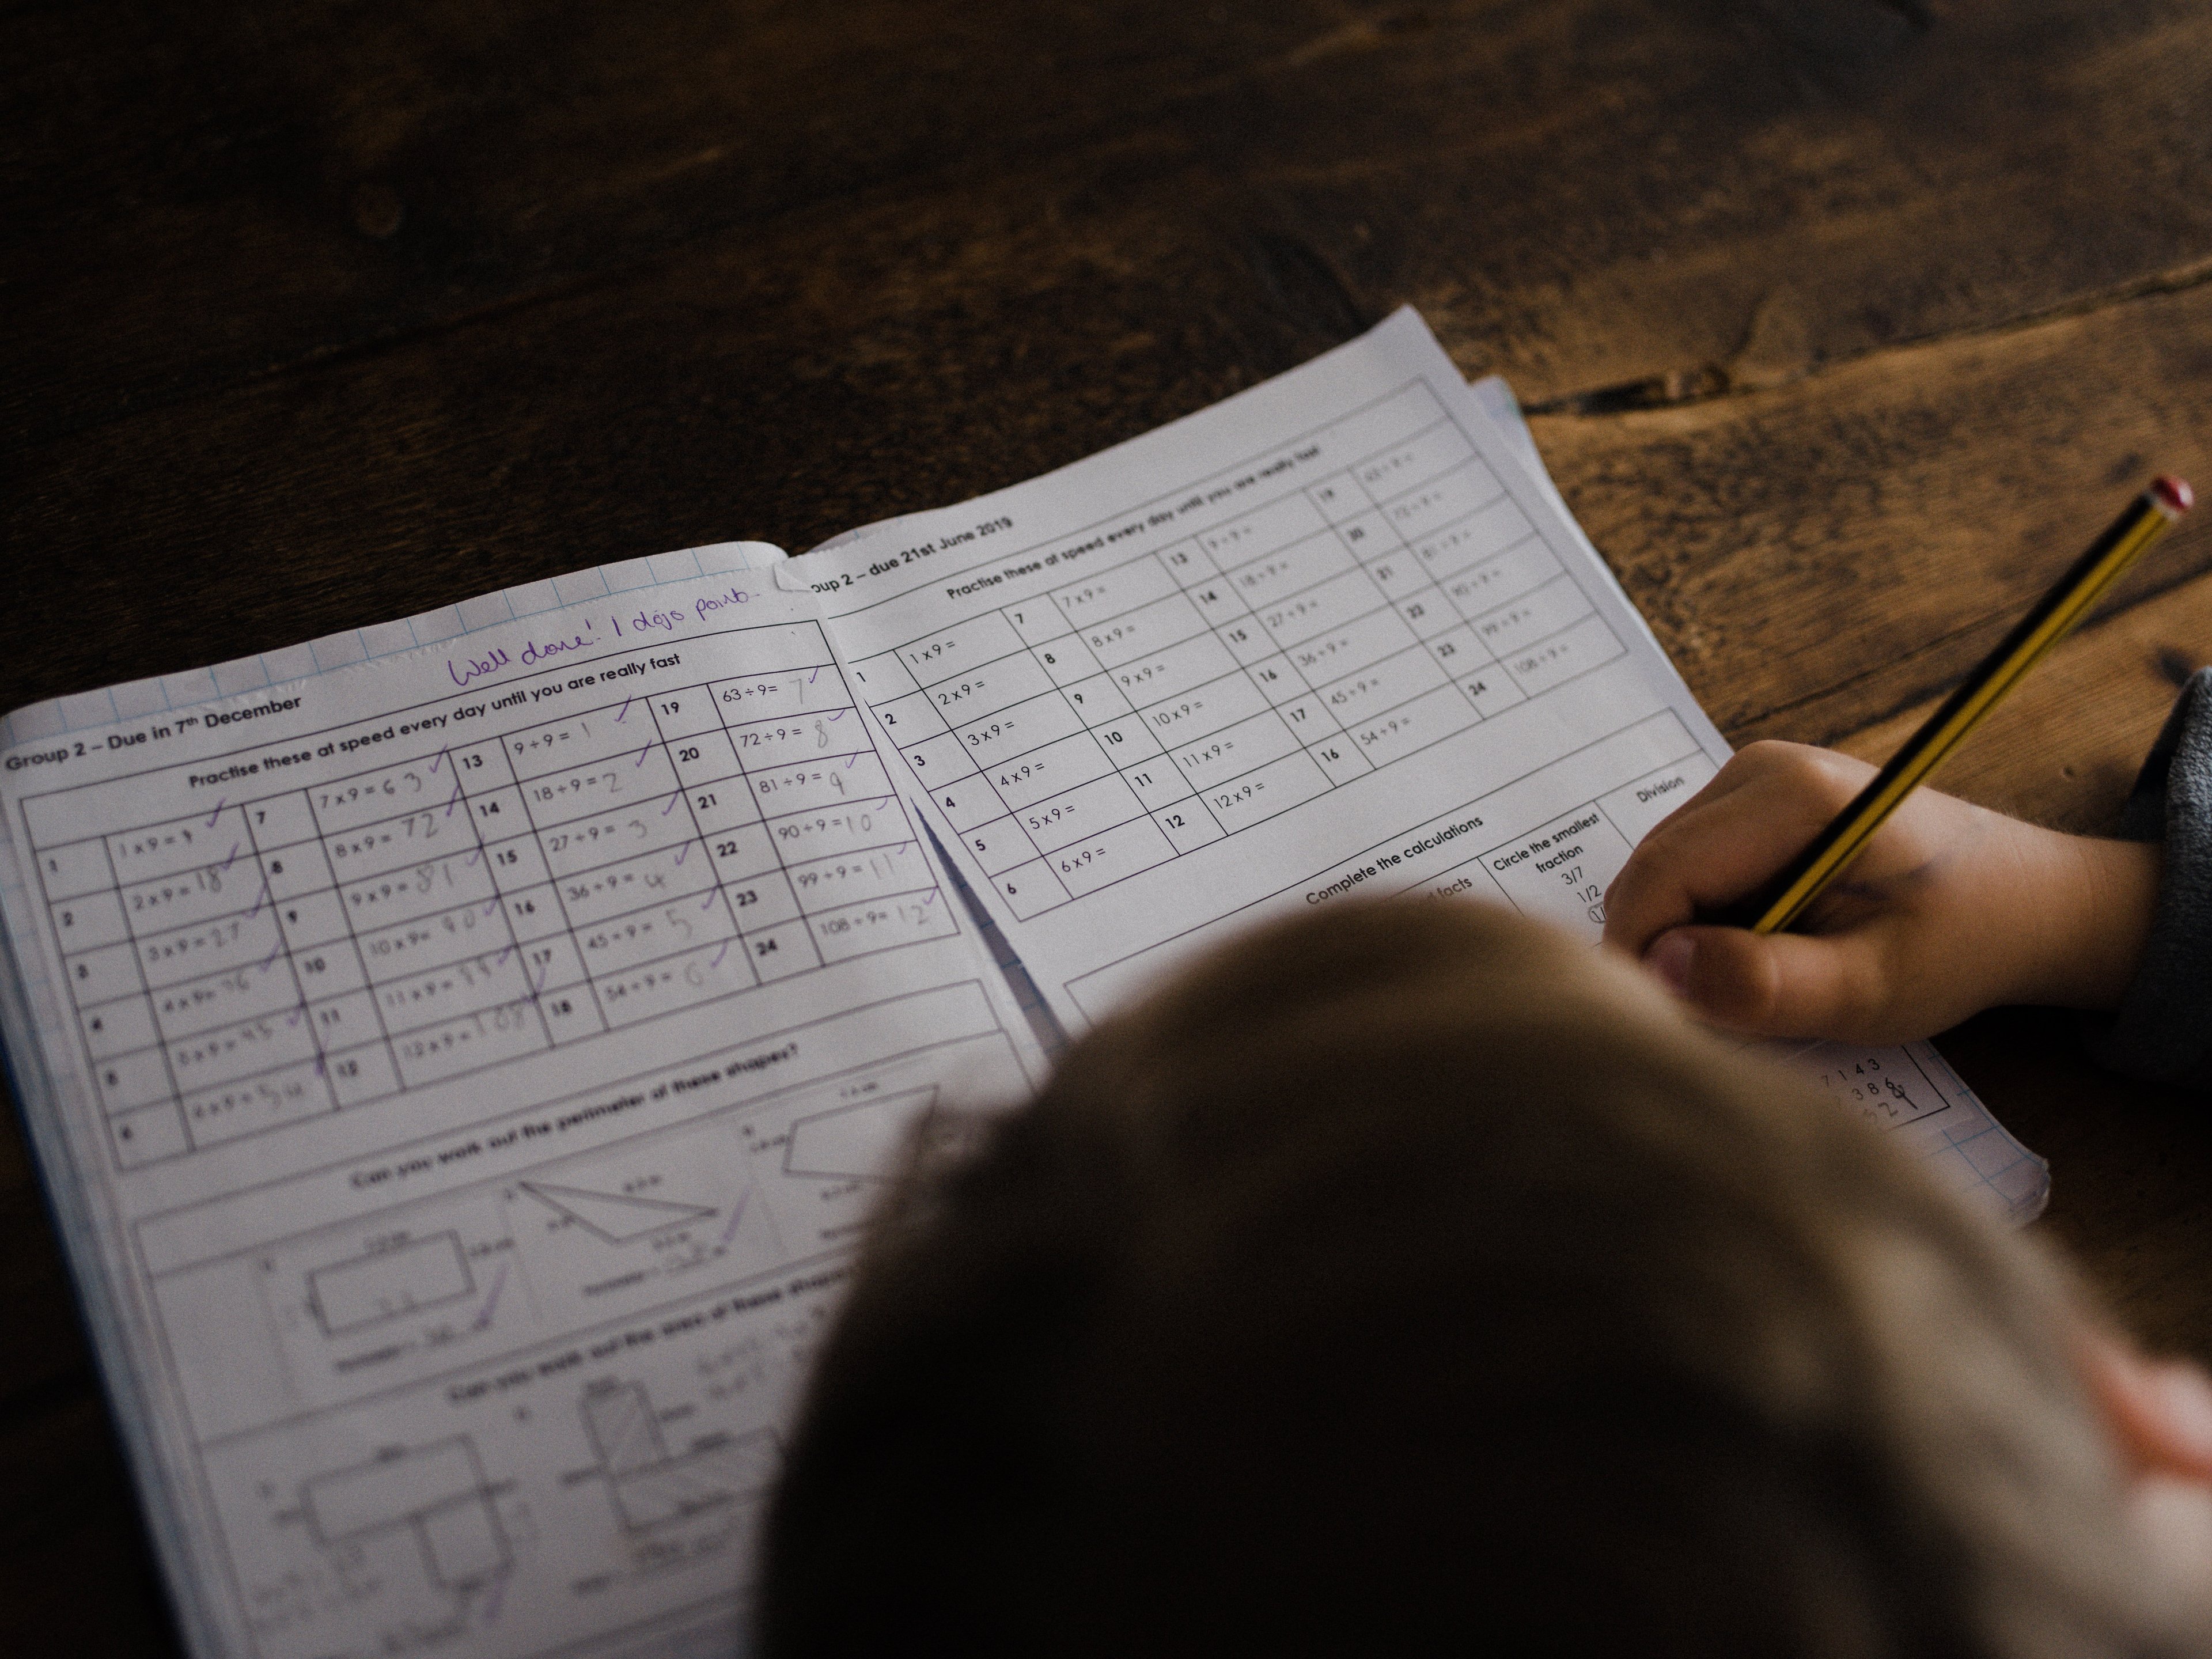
top-left (301, 1437), bottom-right (510, 1591)
top-left (581, 1381), bottom-right (779, 1532)
top-left (309, 1232), bottom-right (475, 1336)
top-left (517, 1181), bottom-right (716, 1244)
top-left (782, 1087), bottom-right (939, 1182)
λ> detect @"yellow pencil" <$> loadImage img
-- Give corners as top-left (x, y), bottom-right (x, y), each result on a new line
top-left (1722, 476), bottom-right (2194, 935)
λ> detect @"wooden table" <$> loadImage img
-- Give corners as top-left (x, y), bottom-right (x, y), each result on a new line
top-left (6, 3), bottom-right (2210, 1649)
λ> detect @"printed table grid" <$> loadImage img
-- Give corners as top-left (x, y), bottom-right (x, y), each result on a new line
top-left (861, 397), bottom-right (1628, 922)
top-left (31, 626), bottom-right (955, 1171)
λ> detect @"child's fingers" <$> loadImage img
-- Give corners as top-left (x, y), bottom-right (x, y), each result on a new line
top-left (1643, 924), bottom-right (1883, 1040)
top-left (1604, 751), bottom-right (1873, 956)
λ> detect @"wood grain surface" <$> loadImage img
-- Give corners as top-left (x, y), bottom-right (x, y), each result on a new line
top-left (6, 3), bottom-right (2211, 1651)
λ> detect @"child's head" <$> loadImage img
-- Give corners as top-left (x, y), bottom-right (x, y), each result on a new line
top-left (758, 900), bottom-right (2210, 1656)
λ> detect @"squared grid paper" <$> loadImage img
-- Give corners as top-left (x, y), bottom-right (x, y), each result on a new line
top-left (1, 542), bottom-right (785, 750)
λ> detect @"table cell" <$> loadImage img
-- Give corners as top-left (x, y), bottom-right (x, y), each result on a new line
top-left (809, 887), bottom-right (956, 964)
top-left (110, 1103), bottom-right (190, 1168)
top-left (1061, 671), bottom-right (1133, 726)
top-left (899, 729), bottom-right (978, 787)
top-left (1501, 613), bottom-right (1624, 698)
top-left (1158, 540), bottom-right (1215, 584)
top-left (748, 752), bottom-right (887, 819)
top-left (1199, 493), bottom-right (1327, 564)
top-left (766, 794), bottom-right (915, 863)
top-left (259, 835), bottom-right (336, 901)
top-left (1213, 614), bottom-right (1275, 665)
top-left (1482, 802), bottom-right (1639, 941)
top-left (1089, 709), bottom-right (1165, 764)
top-left (705, 821), bottom-right (779, 881)
top-left (1426, 624), bottom-right (1495, 676)
top-left (1284, 604), bottom-right (1420, 683)
top-left (150, 957), bottom-right (300, 1040)
top-left (109, 805), bottom-right (248, 886)
top-left (339, 851), bottom-right (498, 934)
top-left (1139, 669), bottom-right (1271, 747)
top-left (1184, 567), bottom-right (1252, 628)
top-left (728, 707), bottom-right (870, 771)
top-left (667, 733), bottom-right (746, 789)
top-left (327, 1041), bottom-right (403, 1107)
top-left (304, 989), bottom-right (381, 1054)
top-left (1597, 753), bottom-right (1719, 846)
top-left (1348, 684), bottom-right (1483, 768)
top-left (1170, 709), bottom-right (1301, 794)
top-left (1050, 815), bottom-right (1177, 898)
top-left (498, 882), bottom-right (568, 943)
top-left (80, 995), bottom-right (157, 1060)
top-left (1456, 665), bottom-right (1528, 720)
top-left (537, 980), bottom-right (607, 1043)
top-left (501, 703), bottom-right (657, 781)
top-left (479, 828), bottom-right (553, 888)
top-left (900, 612), bottom-right (1026, 684)
top-left (1309, 736), bottom-right (1376, 786)
top-left (52, 888), bottom-right (128, 951)
top-left (733, 916), bottom-right (816, 982)
top-left (245, 792), bottom-right (320, 849)
top-left (575, 895), bottom-right (737, 979)
top-left (724, 869), bottom-right (804, 932)
top-left (447, 736), bottom-right (513, 779)
top-left (954, 687), bottom-right (1084, 770)
top-left (376, 950), bottom-right (535, 1036)
top-left (391, 999), bottom-right (548, 1088)
top-left (925, 648), bottom-right (1058, 725)
top-left (288, 940), bottom-right (369, 1002)
top-left (1440, 534), bottom-right (1561, 618)
top-left (872, 685), bottom-right (952, 745)
top-left (1103, 631), bottom-right (1234, 710)
top-left (712, 658), bottom-right (849, 724)
top-left (1411, 493), bottom-right (1530, 581)
top-left (1472, 574), bottom-right (1596, 662)
top-left (168, 1011), bottom-right (319, 1094)
top-left (1075, 591), bottom-right (1209, 671)
top-left (1224, 529), bottom-right (1353, 611)
top-left (676, 777), bottom-right (760, 838)
top-left (1153, 799), bottom-right (1224, 854)
top-left (1204, 749), bottom-right (1331, 832)
top-left (308, 758), bottom-right (453, 836)
top-left (638, 683), bottom-right (728, 741)
top-left (1317, 645), bottom-right (1450, 727)
top-left (516, 933), bottom-right (592, 997)
top-left (184, 1058), bottom-right (336, 1146)
top-left (953, 815), bottom-right (1034, 878)
top-left (321, 804), bottom-right (478, 885)
top-left (921, 775), bottom-right (1003, 835)
top-left (1054, 554), bottom-right (1177, 627)
top-left (1027, 631), bottom-right (1100, 690)
top-left (1381, 458), bottom-right (1507, 543)
top-left (1014, 772), bottom-right (1146, 855)
top-left (1119, 759), bottom-right (1192, 812)
top-left (67, 940), bottom-right (145, 1007)
top-left (94, 1044), bottom-right (173, 1114)
top-left (537, 798), bottom-right (694, 880)
top-left (982, 730), bottom-right (1115, 812)
top-left (1256, 570), bottom-right (1392, 653)
top-left (356, 893), bottom-right (511, 977)
top-left (987, 858), bottom-right (1071, 921)
top-left (555, 840), bottom-right (716, 927)
top-left (788, 839), bottom-right (939, 913)
top-left (1395, 590), bottom-right (1456, 641)
top-left (1006, 600), bottom-right (1076, 646)
top-left (1304, 471), bottom-right (1367, 524)
top-left (518, 742), bottom-right (681, 830)
top-left (1273, 694), bottom-right (1338, 745)
top-left (137, 906), bottom-right (286, 991)
top-left (32, 838), bottom-right (114, 903)
top-left (849, 649), bottom-right (919, 700)
top-left (1243, 654), bottom-right (1304, 706)
top-left (1354, 419), bottom-right (1475, 499)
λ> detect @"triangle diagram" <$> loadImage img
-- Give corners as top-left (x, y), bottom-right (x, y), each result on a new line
top-left (518, 1182), bottom-right (716, 1244)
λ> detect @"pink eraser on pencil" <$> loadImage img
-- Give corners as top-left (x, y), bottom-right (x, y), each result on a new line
top-left (2152, 476), bottom-right (2194, 514)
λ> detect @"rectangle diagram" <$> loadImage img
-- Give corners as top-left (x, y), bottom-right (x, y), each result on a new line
top-left (309, 1232), bottom-right (475, 1336)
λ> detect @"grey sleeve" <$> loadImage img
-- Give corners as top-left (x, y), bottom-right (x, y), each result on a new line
top-left (2085, 666), bottom-right (2212, 1090)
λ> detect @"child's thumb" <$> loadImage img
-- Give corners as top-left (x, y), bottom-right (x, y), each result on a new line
top-left (1642, 926), bottom-right (1867, 1039)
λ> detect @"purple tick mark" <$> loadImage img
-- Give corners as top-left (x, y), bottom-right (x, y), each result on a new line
top-left (446, 781), bottom-right (463, 817)
top-left (616, 696), bottom-right (632, 722)
top-left (497, 944), bottom-right (512, 965)
top-left (467, 847), bottom-right (482, 866)
top-left (635, 745), bottom-right (652, 766)
top-left (221, 842), bottom-right (241, 872)
top-left (313, 1056), bottom-right (326, 1077)
top-left (711, 941), bottom-right (731, 969)
top-left (248, 878), bottom-right (272, 919)
top-left (700, 890), bottom-right (716, 910)
top-left (484, 899), bottom-right (500, 915)
top-left (261, 942), bottom-right (282, 971)
top-left (473, 1263), bottom-right (509, 1331)
top-left (205, 798), bottom-right (226, 828)
top-left (719, 1188), bottom-right (751, 1244)
top-left (662, 795), bottom-right (680, 815)
top-left (430, 752), bottom-right (444, 774)
top-left (674, 843), bottom-right (689, 866)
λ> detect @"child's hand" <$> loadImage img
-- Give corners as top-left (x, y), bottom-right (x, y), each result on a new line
top-left (1601, 741), bottom-right (2164, 1043)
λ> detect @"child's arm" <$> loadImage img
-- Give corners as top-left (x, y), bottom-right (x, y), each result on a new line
top-left (1601, 741), bottom-right (2164, 1044)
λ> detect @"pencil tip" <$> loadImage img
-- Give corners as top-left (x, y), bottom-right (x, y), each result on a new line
top-left (2153, 476), bottom-right (2194, 516)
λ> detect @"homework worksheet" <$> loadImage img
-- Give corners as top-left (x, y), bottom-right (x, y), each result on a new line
top-left (0, 556), bottom-right (1042, 1659)
top-left (793, 309), bottom-right (2048, 1219)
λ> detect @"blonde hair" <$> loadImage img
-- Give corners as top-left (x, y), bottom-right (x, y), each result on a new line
top-left (761, 900), bottom-right (2194, 1656)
